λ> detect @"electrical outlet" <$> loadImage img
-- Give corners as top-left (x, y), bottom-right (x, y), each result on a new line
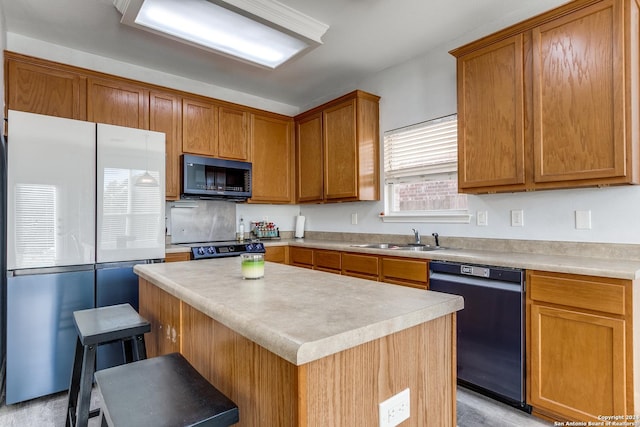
top-left (511, 209), bottom-right (524, 227)
top-left (379, 388), bottom-right (410, 427)
top-left (477, 211), bottom-right (488, 226)
top-left (575, 210), bottom-right (592, 229)
top-left (351, 213), bottom-right (358, 225)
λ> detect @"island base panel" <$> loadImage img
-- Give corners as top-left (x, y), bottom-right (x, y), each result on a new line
top-left (139, 278), bottom-right (457, 426)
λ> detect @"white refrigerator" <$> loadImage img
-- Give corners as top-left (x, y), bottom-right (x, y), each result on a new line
top-left (5, 110), bottom-right (165, 404)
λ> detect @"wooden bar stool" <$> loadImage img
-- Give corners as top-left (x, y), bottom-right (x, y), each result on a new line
top-left (65, 303), bottom-right (151, 427)
top-left (94, 352), bottom-right (239, 427)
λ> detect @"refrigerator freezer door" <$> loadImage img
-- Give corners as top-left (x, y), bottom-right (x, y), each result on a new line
top-left (6, 268), bottom-right (95, 404)
top-left (96, 124), bottom-right (165, 263)
top-left (7, 110), bottom-right (96, 270)
top-left (95, 262), bottom-right (141, 371)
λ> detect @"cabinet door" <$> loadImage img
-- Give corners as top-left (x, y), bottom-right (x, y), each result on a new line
top-left (457, 34), bottom-right (526, 191)
top-left (380, 257), bottom-right (428, 289)
top-left (150, 91), bottom-right (182, 200)
top-left (251, 114), bottom-right (294, 203)
top-left (139, 279), bottom-right (181, 358)
top-left (296, 113), bottom-right (324, 202)
top-left (7, 58), bottom-right (87, 120)
top-left (87, 77), bottom-right (149, 128)
top-left (218, 106), bottom-right (249, 160)
top-left (323, 100), bottom-right (358, 200)
top-left (529, 304), bottom-right (626, 420)
top-left (532, 0), bottom-right (625, 184)
top-left (182, 97), bottom-right (217, 156)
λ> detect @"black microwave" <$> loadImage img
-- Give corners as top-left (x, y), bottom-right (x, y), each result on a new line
top-left (182, 154), bottom-right (252, 200)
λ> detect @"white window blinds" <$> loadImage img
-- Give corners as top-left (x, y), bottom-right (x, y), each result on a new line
top-left (384, 114), bottom-right (458, 183)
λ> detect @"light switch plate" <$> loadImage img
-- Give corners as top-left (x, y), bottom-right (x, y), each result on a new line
top-left (511, 209), bottom-right (524, 227)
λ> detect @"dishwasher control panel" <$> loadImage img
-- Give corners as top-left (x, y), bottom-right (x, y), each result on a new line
top-left (461, 265), bottom-right (490, 278)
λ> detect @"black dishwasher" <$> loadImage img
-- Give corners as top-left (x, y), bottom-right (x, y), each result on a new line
top-left (429, 260), bottom-right (529, 411)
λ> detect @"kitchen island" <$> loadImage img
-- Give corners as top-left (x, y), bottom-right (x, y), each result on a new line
top-left (134, 258), bottom-right (463, 427)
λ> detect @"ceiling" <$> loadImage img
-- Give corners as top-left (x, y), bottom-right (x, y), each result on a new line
top-left (0, 0), bottom-right (568, 110)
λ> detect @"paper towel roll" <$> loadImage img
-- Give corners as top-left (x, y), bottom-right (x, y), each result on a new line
top-left (295, 216), bottom-right (305, 238)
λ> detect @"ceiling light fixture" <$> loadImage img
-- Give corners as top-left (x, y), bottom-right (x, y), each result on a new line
top-left (114, 0), bottom-right (329, 69)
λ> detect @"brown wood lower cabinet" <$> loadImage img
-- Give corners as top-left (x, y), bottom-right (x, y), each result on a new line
top-left (380, 257), bottom-right (429, 289)
top-left (164, 252), bottom-right (191, 263)
top-left (264, 246), bottom-right (288, 264)
top-left (313, 249), bottom-right (341, 273)
top-left (527, 270), bottom-right (632, 421)
top-left (287, 247), bottom-right (430, 289)
top-left (341, 252), bottom-right (379, 280)
top-left (289, 246), bottom-right (314, 269)
top-left (141, 284), bottom-right (457, 426)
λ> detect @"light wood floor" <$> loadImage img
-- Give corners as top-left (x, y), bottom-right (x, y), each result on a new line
top-left (0, 386), bottom-right (552, 427)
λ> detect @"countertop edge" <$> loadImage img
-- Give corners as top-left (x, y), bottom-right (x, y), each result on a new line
top-left (135, 263), bottom-right (463, 365)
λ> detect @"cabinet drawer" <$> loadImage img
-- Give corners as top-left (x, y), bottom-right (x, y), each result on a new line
top-left (528, 271), bottom-right (627, 316)
top-left (264, 246), bottom-right (288, 264)
top-left (342, 253), bottom-right (378, 278)
top-left (381, 258), bottom-right (428, 289)
top-left (290, 247), bottom-right (314, 268)
top-left (314, 250), bottom-right (341, 272)
top-left (165, 252), bottom-right (191, 263)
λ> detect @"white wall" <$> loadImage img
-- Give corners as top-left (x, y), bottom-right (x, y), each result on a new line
top-left (299, 46), bottom-right (640, 244)
top-left (6, 15), bottom-right (640, 244)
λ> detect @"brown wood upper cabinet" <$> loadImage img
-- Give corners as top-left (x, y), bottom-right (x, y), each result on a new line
top-left (182, 97), bottom-right (249, 161)
top-left (87, 77), bottom-right (149, 129)
top-left (182, 97), bottom-right (218, 156)
top-left (6, 53), bottom-right (87, 121)
top-left (250, 113), bottom-right (294, 203)
top-left (295, 90), bottom-right (380, 203)
top-left (150, 91), bottom-right (182, 200)
top-left (451, 0), bottom-right (640, 193)
top-left (218, 106), bottom-right (249, 160)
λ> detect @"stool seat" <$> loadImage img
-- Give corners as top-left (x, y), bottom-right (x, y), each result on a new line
top-left (74, 304), bottom-right (150, 346)
top-left (95, 352), bottom-right (239, 427)
top-left (66, 303), bottom-right (150, 427)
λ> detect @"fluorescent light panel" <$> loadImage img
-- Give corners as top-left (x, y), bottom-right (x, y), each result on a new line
top-left (118, 0), bottom-right (322, 68)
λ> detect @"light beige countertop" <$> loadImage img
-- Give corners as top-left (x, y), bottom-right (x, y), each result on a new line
top-left (165, 236), bottom-right (640, 280)
top-left (134, 258), bottom-right (463, 365)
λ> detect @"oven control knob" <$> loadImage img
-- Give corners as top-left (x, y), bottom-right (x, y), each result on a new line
top-left (246, 244), bottom-right (254, 251)
top-left (197, 247), bottom-right (205, 255)
top-left (207, 246), bottom-right (215, 254)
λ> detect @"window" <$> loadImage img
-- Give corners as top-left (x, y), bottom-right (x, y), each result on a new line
top-left (382, 114), bottom-right (470, 223)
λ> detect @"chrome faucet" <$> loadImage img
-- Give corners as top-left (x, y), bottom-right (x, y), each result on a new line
top-left (411, 228), bottom-right (420, 244)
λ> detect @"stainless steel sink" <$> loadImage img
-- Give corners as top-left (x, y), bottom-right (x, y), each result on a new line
top-left (350, 243), bottom-right (402, 249)
top-left (395, 244), bottom-right (442, 251)
top-left (350, 243), bottom-right (443, 251)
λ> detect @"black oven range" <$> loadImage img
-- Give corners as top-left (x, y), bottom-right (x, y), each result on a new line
top-left (184, 241), bottom-right (265, 260)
